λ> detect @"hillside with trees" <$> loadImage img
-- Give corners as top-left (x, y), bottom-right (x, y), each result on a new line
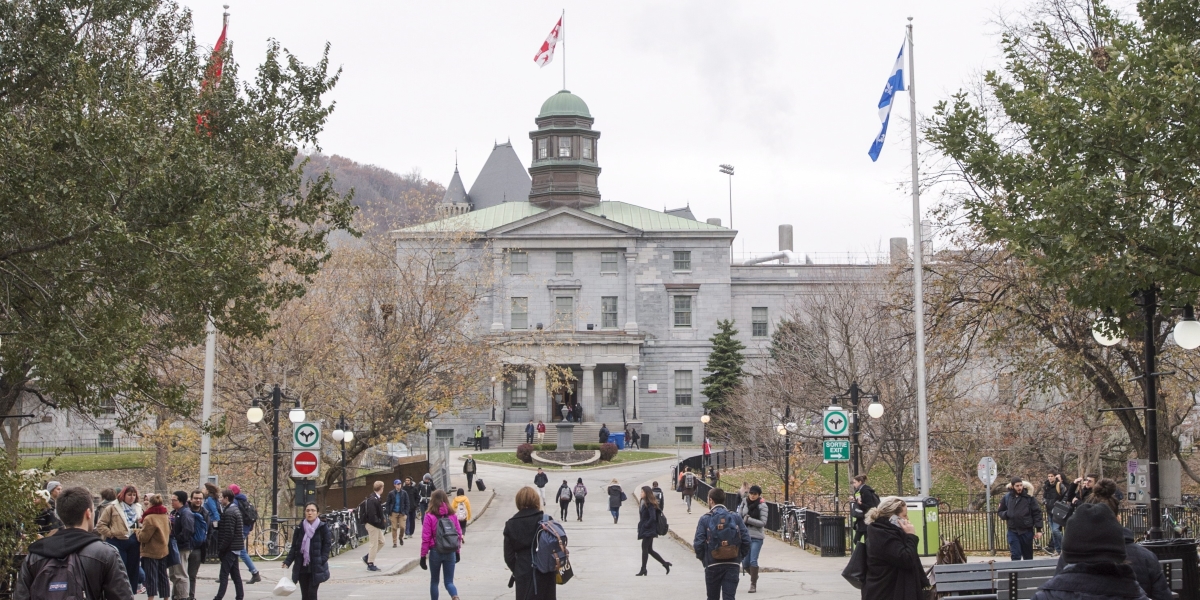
top-left (301, 153), bottom-right (444, 234)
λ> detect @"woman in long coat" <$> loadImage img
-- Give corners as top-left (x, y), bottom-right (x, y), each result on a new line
top-left (863, 496), bottom-right (929, 600)
top-left (282, 503), bottom-right (331, 600)
top-left (503, 487), bottom-right (556, 600)
top-left (607, 479), bottom-right (624, 524)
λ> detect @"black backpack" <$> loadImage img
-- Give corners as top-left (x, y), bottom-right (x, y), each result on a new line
top-left (236, 497), bottom-right (258, 526)
top-left (655, 508), bottom-right (669, 536)
top-left (29, 540), bottom-right (97, 600)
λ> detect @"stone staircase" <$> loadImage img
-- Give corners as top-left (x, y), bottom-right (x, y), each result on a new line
top-left (498, 422), bottom-right (607, 448)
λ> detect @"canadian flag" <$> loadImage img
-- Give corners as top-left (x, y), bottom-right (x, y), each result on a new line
top-left (533, 17), bottom-right (562, 67)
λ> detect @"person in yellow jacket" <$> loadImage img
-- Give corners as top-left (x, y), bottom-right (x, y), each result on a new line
top-left (450, 488), bottom-right (473, 535)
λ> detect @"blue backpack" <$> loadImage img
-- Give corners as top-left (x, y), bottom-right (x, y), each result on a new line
top-left (191, 510), bottom-right (208, 546)
top-left (705, 510), bottom-right (742, 561)
top-left (532, 515), bottom-right (569, 574)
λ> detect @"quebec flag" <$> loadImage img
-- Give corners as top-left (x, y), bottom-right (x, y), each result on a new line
top-left (868, 40), bottom-right (907, 162)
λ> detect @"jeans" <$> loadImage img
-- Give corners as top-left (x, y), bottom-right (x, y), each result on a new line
top-left (560, 500), bottom-right (570, 521)
top-left (742, 537), bottom-right (763, 568)
top-left (1048, 520), bottom-right (1063, 552)
top-left (466, 474), bottom-right (474, 491)
top-left (297, 573), bottom-right (320, 600)
top-left (610, 508), bottom-right (620, 521)
top-left (640, 537), bottom-right (667, 571)
top-left (215, 552), bottom-right (244, 600)
top-left (186, 546), bottom-right (202, 598)
top-left (406, 509), bottom-right (417, 536)
top-left (704, 563), bottom-right (740, 600)
top-left (1007, 530), bottom-right (1034, 561)
top-left (237, 533), bottom-right (257, 574)
top-left (107, 536), bottom-right (140, 596)
top-left (684, 494), bottom-right (693, 511)
top-left (575, 500), bottom-right (584, 520)
top-left (428, 550), bottom-right (458, 600)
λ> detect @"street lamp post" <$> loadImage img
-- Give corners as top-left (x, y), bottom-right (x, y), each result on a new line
top-left (775, 407), bottom-right (796, 503)
top-left (331, 416), bottom-right (355, 509)
top-left (844, 382), bottom-right (884, 477)
top-left (246, 384), bottom-right (304, 543)
top-left (632, 374), bottom-right (638, 421)
top-left (700, 413), bottom-right (710, 469)
top-left (425, 420), bottom-right (434, 459)
top-left (490, 376), bottom-right (497, 421)
top-left (718, 164), bottom-right (734, 230)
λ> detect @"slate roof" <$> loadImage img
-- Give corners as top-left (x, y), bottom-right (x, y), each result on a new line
top-left (398, 201), bottom-right (730, 234)
top-left (467, 142), bottom-right (532, 210)
top-left (441, 168), bottom-right (468, 205)
top-left (664, 205), bottom-right (697, 221)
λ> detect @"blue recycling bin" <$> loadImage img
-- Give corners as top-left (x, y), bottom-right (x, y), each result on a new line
top-left (607, 433), bottom-right (626, 449)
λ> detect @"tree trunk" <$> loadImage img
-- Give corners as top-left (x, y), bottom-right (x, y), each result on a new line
top-left (154, 408), bottom-right (170, 493)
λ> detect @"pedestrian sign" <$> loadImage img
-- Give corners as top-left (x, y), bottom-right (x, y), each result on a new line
top-left (292, 422), bottom-right (321, 450)
top-left (823, 408), bottom-right (849, 437)
top-left (823, 439), bottom-right (850, 462)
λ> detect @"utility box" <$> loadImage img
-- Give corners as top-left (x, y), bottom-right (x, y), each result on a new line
top-left (902, 496), bottom-right (941, 556)
top-left (1126, 459), bottom-right (1182, 506)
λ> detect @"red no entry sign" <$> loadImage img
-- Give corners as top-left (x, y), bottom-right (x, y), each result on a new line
top-left (291, 450), bottom-right (319, 477)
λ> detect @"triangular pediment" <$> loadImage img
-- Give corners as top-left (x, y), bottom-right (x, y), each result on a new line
top-left (489, 207), bottom-right (640, 237)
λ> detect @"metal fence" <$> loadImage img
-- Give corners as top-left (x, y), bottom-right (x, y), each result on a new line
top-left (18, 439), bottom-right (144, 455)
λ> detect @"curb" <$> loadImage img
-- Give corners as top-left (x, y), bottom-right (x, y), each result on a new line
top-left (470, 488), bottom-right (496, 525)
top-left (473, 454), bottom-right (676, 471)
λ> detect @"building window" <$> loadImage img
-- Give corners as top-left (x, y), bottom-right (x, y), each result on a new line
top-left (511, 297), bottom-right (528, 330)
top-left (752, 307), bottom-right (769, 337)
top-left (435, 252), bottom-right (454, 271)
top-left (582, 138), bottom-right (593, 159)
top-left (675, 370), bottom-right (693, 406)
top-left (98, 430), bottom-right (114, 448)
top-left (555, 296), bottom-right (574, 330)
top-left (601, 371), bottom-right (619, 407)
top-left (435, 429), bottom-right (455, 441)
top-left (673, 296), bottom-right (692, 328)
top-left (601, 251), bottom-right (618, 273)
top-left (510, 251), bottom-right (528, 275)
top-left (601, 297), bottom-right (618, 328)
top-left (675, 426), bottom-right (694, 444)
top-left (508, 371), bottom-right (529, 408)
top-left (558, 136), bottom-right (571, 157)
top-left (538, 138), bottom-right (548, 159)
top-left (556, 252), bottom-right (573, 274)
top-left (673, 251), bottom-right (691, 271)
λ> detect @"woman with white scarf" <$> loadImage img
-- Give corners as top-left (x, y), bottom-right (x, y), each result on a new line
top-left (283, 503), bottom-right (332, 600)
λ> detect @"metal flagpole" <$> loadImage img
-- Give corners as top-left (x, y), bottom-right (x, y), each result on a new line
top-left (907, 17), bottom-right (931, 497)
top-left (198, 316), bottom-right (217, 485)
top-left (561, 9), bottom-right (566, 90)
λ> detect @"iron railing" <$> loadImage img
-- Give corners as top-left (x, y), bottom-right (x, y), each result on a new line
top-left (18, 439), bottom-right (144, 455)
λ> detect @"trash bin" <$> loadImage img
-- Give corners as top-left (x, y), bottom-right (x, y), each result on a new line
top-left (481, 436), bottom-right (490, 450)
top-left (818, 515), bottom-right (847, 557)
top-left (641, 433), bottom-right (650, 449)
top-left (901, 496), bottom-right (941, 556)
top-left (1141, 539), bottom-right (1199, 600)
top-left (607, 432), bottom-right (626, 449)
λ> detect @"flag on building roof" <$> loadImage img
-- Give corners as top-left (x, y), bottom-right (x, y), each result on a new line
top-left (868, 40), bottom-right (906, 162)
top-left (533, 16), bottom-right (562, 67)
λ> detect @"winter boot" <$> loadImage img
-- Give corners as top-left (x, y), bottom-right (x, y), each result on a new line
top-left (748, 566), bottom-right (759, 593)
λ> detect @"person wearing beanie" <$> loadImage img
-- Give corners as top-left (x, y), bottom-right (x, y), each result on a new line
top-left (998, 476), bottom-right (1043, 560)
top-left (36, 481), bottom-right (65, 534)
top-left (737, 484), bottom-right (766, 593)
top-left (1053, 479), bottom-right (1171, 600)
top-left (1033, 503), bottom-right (1148, 600)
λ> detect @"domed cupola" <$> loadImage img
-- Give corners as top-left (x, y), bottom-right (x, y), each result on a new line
top-left (527, 90), bottom-right (601, 209)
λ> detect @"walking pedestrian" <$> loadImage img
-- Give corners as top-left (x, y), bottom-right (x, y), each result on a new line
top-left (187, 489), bottom-right (207, 598)
top-left (404, 478), bottom-right (419, 538)
top-left (386, 479), bottom-right (412, 548)
top-left (556, 480), bottom-right (572, 520)
top-left (536, 420), bottom-right (546, 444)
top-left (680, 467), bottom-right (698, 513)
top-left (709, 467), bottom-right (720, 488)
top-left (572, 478), bottom-right (587, 521)
top-left (534, 468), bottom-right (549, 505)
top-left (692, 487), bottom-right (750, 600)
top-left (998, 477), bottom-right (1043, 561)
top-left (228, 484), bottom-right (261, 584)
top-left (851, 474), bottom-right (881, 546)
top-left (96, 484), bottom-right (143, 597)
top-left (636, 486), bottom-right (672, 576)
top-left (1042, 471), bottom-right (1067, 556)
top-left (1052, 479), bottom-right (1171, 600)
top-left (737, 485), bottom-right (766, 593)
top-left (572, 403), bottom-right (582, 423)
top-left (473, 426), bottom-right (484, 451)
top-left (203, 483), bottom-right (222, 530)
top-left (607, 479), bottom-right (626, 524)
top-left (360, 481), bottom-right (387, 572)
top-left (450, 489), bottom-right (472, 534)
top-left (1033, 502), bottom-right (1149, 600)
top-left (463, 455), bottom-right (478, 492)
top-left (137, 494), bottom-right (171, 600)
top-left (418, 474), bottom-right (436, 520)
top-left (862, 496), bottom-right (929, 600)
top-left (213, 489), bottom-right (244, 600)
top-left (168, 491), bottom-right (195, 600)
top-left (599, 423), bottom-right (610, 444)
top-left (651, 482), bottom-right (665, 507)
top-left (420, 490), bottom-right (463, 600)
top-left (14, 486), bottom-right (133, 600)
top-left (525, 420), bottom-right (535, 445)
top-left (503, 487), bottom-right (555, 600)
top-left (282, 503), bottom-right (331, 600)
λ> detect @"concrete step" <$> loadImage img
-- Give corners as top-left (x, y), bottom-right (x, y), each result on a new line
top-left (497, 422), bottom-right (609, 448)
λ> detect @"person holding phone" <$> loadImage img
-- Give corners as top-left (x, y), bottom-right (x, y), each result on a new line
top-left (863, 497), bottom-right (929, 600)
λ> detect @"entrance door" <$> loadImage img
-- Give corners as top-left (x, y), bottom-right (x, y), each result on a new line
top-left (552, 376), bottom-right (578, 422)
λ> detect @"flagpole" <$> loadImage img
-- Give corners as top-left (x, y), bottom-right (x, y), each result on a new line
top-left (561, 9), bottom-right (566, 90)
top-left (907, 17), bottom-right (931, 498)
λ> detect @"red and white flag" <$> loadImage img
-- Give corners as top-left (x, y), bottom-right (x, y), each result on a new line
top-left (533, 16), bottom-right (562, 67)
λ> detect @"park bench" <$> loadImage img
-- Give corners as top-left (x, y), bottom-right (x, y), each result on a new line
top-left (933, 557), bottom-right (1186, 599)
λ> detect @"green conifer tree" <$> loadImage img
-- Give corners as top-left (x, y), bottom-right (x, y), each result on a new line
top-left (701, 319), bottom-right (747, 413)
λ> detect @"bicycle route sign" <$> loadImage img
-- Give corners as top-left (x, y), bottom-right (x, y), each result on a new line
top-left (823, 439), bottom-right (850, 462)
top-left (292, 422), bottom-right (321, 450)
top-left (823, 408), bottom-right (849, 437)
top-left (291, 450), bottom-right (319, 478)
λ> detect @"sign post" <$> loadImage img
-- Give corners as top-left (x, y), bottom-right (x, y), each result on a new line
top-left (977, 456), bottom-right (997, 555)
top-left (291, 422), bottom-right (321, 479)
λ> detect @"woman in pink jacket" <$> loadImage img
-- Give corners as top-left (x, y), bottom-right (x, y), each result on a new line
top-left (420, 490), bottom-right (463, 600)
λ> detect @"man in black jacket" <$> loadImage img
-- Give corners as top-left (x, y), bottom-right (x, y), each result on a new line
top-left (361, 481), bottom-right (387, 572)
top-left (1042, 472), bottom-right (1067, 555)
top-left (402, 478), bottom-right (418, 539)
top-left (463, 455), bottom-right (478, 492)
top-left (851, 474), bottom-right (880, 545)
top-left (214, 488), bottom-right (245, 600)
top-left (168, 491), bottom-right (195, 600)
top-left (384, 479), bottom-right (411, 548)
top-left (599, 423), bottom-right (610, 444)
top-left (15, 486), bottom-right (133, 600)
top-left (533, 468), bottom-right (549, 505)
top-left (998, 477), bottom-right (1043, 561)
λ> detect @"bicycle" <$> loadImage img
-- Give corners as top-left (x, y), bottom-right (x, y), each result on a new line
top-left (251, 517), bottom-right (297, 561)
top-left (321, 509), bottom-right (362, 556)
top-left (1164, 508), bottom-right (1192, 540)
top-left (777, 502), bottom-right (807, 547)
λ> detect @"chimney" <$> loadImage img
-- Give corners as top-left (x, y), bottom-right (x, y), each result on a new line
top-left (890, 237), bottom-right (908, 264)
top-left (778, 224), bottom-right (794, 264)
top-left (706, 218), bottom-right (722, 227)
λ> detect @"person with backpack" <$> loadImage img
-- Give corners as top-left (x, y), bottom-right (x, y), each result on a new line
top-left (572, 478), bottom-right (587, 522)
top-left (651, 482), bottom-right (665, 507)
top-left (450, 489), bottom-right (472, 534)
top-left (998, 477), bottom-right (1043, 561)
top-left (228, 484), bottom-right (261, 584)
top-left (404, 478), bottom-right (419, 539)
top-left (737, 485), bottom-right (766, 593)
top-left (418, 474), bottom-right (436, 521)
top-left (187, 490), bottom-right (209, 599)
top-left (555, 480), bottom-right (572, 521)
top-left (680, 467), bottom-right (698, 513)
top-left (502, 487), bottom-right (556, 600)
top-left (281, 502), bottom-right (331, 600)
top-left (360, 481), bottom-right (387, 572)
top-left (463, 455), bottom-right (478, 492)
top-left (386, 479), bottom-right (412, 548)
top-left (636, 486), bottom-right (672, 576)
top-left (203, 483), bottom-right (222, 529)
top-left (607, 479), bottom-right (626, 524)
top-left (692, 487), bottom-right (750, 600)
top-left (533, 468), bottom-right (549, 505)
top-left (420, 490), bottom-right (463, 600)
top-left (137, 494), bottom-right (171, 600)
top-left (167, 491), bottom-right (196, 600)
top-left (214, 489), bottom-right (245, 600)
top-left (14, 486), bottom-right (133, 600)
top-left (37, 481), bottom-right (64, 535)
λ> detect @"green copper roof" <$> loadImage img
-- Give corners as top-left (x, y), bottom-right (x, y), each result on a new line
top-left (538, 90), bottom-right (591, 118)
top-left (397, 201), bottom-right (729, 234)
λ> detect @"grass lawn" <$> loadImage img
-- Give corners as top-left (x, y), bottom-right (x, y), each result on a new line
top-left (19, 451), bottom-right (153, 472)
top-left (708, 462), bottom-right (970, 504)
top-left (472, 450), bottom-right (673, 469)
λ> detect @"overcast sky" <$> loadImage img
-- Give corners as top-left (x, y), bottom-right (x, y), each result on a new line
top-left (182, 0), bottom-right (1033, 259)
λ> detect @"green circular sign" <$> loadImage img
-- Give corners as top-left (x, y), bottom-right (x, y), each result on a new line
top-left (293, 423), bottom-right (320, 449)
top-left (823, 410), bottom-right (848, 436)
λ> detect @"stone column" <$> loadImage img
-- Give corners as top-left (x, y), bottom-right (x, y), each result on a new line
top-left (491, 248), bottom-right (504, 332)
top-left (625, 364), bottom-right (640, 423)
top-left (624, 251), bottom-right (639, 334)
top-left (533, 367), bottom-right (549, 422)
top-left (580, 365), bottom-right (596, 423)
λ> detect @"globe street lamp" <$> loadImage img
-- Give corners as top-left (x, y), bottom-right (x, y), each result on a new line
top-left (834, 382), bottom-right (883, 479)
top-left (331, 415), bottom-right (355, 509)
top-left (245, 384), bottom-right (302, 544)
top-left (777, 407), bottom-right (797, 503)
top-left (700, 413), bottom-right (711, 469)
top-left (490, 376), bottom-right (497, 421)
top-left (425, 420), bottom-right (434, 460)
